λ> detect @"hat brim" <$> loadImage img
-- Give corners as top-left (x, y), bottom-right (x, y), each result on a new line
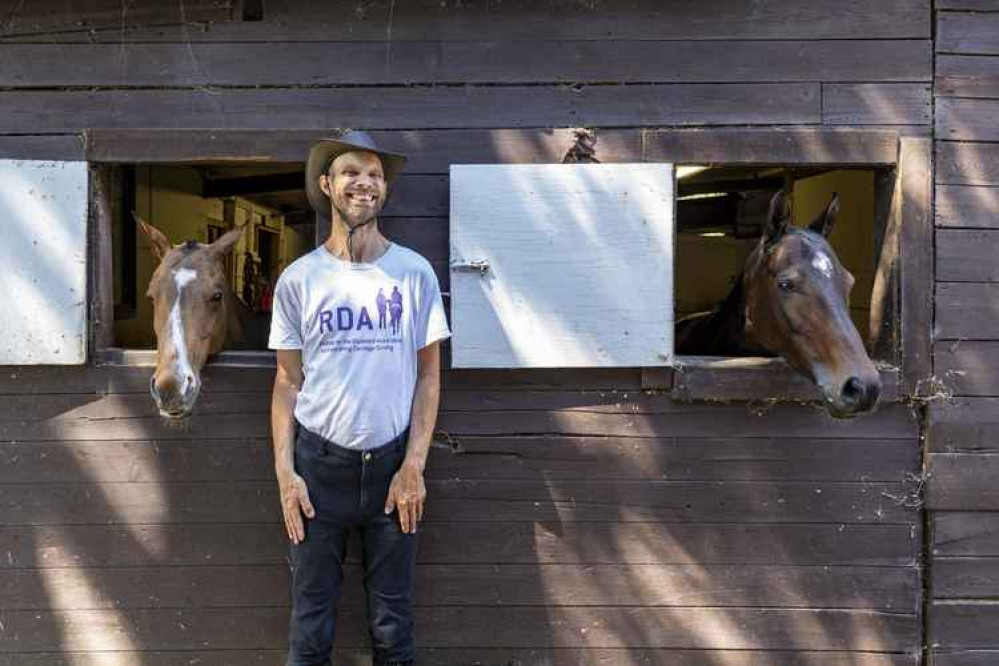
top-left (305, 139), bottom-right (407, 218)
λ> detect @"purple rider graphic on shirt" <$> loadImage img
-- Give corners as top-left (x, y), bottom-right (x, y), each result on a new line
top-left (315, 285), bottom-right (405, 354)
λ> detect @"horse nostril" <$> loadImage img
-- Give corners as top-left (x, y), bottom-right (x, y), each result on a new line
top-left (841, 377), bottom-right (865, 406)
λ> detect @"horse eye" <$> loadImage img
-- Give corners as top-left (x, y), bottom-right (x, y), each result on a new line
top-left (777, 277), bottom-right (795, 292)
top-left (211, 290), bottom-right (224, 302)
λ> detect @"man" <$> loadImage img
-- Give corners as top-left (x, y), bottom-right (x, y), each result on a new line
top-left (269, 131), bottom-right (450, 666)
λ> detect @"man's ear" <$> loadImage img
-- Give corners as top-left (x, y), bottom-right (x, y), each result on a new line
top-left (210, 225), bottom-right (246, 257)
top-left (134, 212), bottom-right (172, 262)
top-left (319, 173), bottom-right (332, 197)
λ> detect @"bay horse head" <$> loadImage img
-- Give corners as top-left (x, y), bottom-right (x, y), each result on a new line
top-left (744, 191), bottom-right (881, 417)
top-left (137, 215), bottom-right (245, 419)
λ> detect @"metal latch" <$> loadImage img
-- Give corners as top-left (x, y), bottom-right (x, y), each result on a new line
top-left (451, 259), bottom-right (491, 275)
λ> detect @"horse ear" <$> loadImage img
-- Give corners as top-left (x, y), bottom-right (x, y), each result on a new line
top-left (763, 191), bottom-right (790, 246)
top-left (809, 192), bottom-right (840, 238)
top-left (134, 212), bottom-right (172, 262)
top-left (210, 225), bottom-right (246, 257)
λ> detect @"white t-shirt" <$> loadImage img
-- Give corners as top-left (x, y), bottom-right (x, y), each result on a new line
top-left (268, 243), bottom-right (450, 450)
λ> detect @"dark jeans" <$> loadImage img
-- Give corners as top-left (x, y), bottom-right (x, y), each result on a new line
top-left (287, 425), bottom-right (416, 666)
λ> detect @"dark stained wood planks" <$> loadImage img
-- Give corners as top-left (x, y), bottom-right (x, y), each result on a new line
top-left (937, 98), bottom-right (999, 142)
top-left (0, 564), bottom-right (919, 610)
top-left (930, 602), bottom-right (999, 649)
top-left (934, 558), bottom-right (999, 598)
top-left (0, 135), bottom-right (83, 160)
top-left (937, 229), bottom-right (999, 281)
top-left (934, 512), bottom-right (999, 556)
top-left (937, 11), bottom-right (999, 54)
top-left (1, 522), bottom-right (920, 568)
top-left (936, 341), bottom-right (999, 396)
top-left (0, 0), bottom-right (930, 42)
top-left (0, 40), bottom-right (931, 87)
top-left (937, 142), bottom-right (999, 186)
top-left (936, 55), bottom-right (999, 98)
top-left (929, 398), bottom-right (999, 452)
top-left (936, 284), bottom-right (999, 340)
top-left (936, 185), bottom-right (999, 228)
top-left (0, 606), bottom-right (919, 651)
top-left (0, 0), bottom-right (229, 38)
top-left (928, 453), bottom-right (999, 510)
top-left (822, 84), bottom-right (932, 125)
top-left (0, 85), bottom-right (822, 132)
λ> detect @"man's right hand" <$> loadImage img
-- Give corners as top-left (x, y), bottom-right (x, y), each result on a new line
top-left (279, 472), bottom-right (315, 544)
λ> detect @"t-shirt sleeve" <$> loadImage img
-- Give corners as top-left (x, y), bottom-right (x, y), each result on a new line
top-left (416, 264), bottom-right (451, 350)
top-left (268, 272), bottom-right (303, 350)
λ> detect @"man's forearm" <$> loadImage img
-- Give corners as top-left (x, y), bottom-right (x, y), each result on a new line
top-left (404, 359), bottom-right (440, 472)
top-left (271, 378), bottom-right (299, 480)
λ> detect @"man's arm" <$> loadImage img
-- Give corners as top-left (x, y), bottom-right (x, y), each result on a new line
top-left (272, 349), bottom-right (314, 544)
top-left (385, 341), bottom-right (441, 534)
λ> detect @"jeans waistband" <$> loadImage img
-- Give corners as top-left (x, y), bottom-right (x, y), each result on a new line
top-left (296, 423), bottom-right (409, 462)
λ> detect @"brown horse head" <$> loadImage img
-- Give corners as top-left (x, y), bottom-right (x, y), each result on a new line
top-left (744, 192), bottom-right (881, 417)
top-left (138, 215), bottom-right (244, 418)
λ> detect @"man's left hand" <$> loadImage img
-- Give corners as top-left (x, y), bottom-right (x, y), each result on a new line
top-left (385, 462), bottom-right (426, 534)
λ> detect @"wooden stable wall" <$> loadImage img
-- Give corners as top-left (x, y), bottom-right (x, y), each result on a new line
top-left (0, 2), bottom-right (932, 664)
top-left (928, 2), bottom-right (999, 664)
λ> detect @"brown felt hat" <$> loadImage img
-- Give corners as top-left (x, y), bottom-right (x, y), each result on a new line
top-left (305, 130), bottom-right (407, 218)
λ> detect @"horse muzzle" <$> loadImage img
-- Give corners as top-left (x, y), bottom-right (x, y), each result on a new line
top-left (827, 374), bottom-right (882, 418)
top-left (149, 372), bottom-right (201, 419)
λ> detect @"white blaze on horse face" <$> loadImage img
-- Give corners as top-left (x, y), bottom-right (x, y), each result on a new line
top-left (169, 268), bottom-right (199, 393)
top-left (811, 252), bottom-right (834, 279)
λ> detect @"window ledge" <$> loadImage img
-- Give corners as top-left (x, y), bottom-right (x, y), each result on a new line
top-left (671, 355), bottom-right (901, 403)
top-left (99, 348), bottom-right (276, 369)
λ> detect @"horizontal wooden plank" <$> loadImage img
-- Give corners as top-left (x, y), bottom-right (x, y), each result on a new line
top-left (936, 284), bottom-right (999, 340)
top-left (936, 185), bottom-right (999, 228)
top-left (934, 512), bottom-right (999, 556)
top-left (0, 85), bottom-right (821, 133)
top-left (0, 436), bottom-right (918, 483)
top-left (0, 0), bottom-right (228, 38)
top-left (937, 98), bottom-right (999, 142)
top-left (644, 128), bottom-right (900, 165)
top-left (821, 83), bottom-right (931, 125)
top-left (86, 128), bottom-right (644, 169)
top-left (937, 229), bottom-right (999, 281)
top-left (672, 357), bottom-right (900, 402)
top-left (937, 0), bottom-right (999, 8)
top-left (930, 601), bottom-right (999, 649)
top-left (934, 558), bottom-right (999, 598)
top-left (0, 606), bottom-right (919, 651)
top-left (937, 142), bottom-right (999, 186)
top-left (0, 563), bottom-right (918, 611)
top-left (938, 11), bottom-right (999, 54)
top-left (0, 134), bottom-right (84, 160)
top-left (0, 649), bottom-right (920, 666)
top-left (3, 522), bottom-right (919, 568)
top-left (4, 0), bottom-right (929, 42)
top-left (0, 40), bottom-right (931, 87)
top-left (928, 398), bottom-right (999, 452)
top-left (935, 341), bottom-right (999, 396)
top-left (0, 478), bottom-right (918, 525)
top-left (932, 651), bottom-right (999, 666)
top-left (936, 55), bottom-right (999, 98)
top-left (928, 453), bottom-right (999, 510)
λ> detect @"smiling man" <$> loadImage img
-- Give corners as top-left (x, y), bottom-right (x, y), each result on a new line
top-left (268, 131), bottom-right (450, 666)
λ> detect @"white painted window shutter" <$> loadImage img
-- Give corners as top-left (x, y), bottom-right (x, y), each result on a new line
top-left (0, 160), bottom-right (89, 364)
top-left (449, 163), bottom-right (674, 368)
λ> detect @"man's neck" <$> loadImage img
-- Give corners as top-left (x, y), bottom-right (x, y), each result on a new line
top-left (325, 214), bottom-right (389, 264)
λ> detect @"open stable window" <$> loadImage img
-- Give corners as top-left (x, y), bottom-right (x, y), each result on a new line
top-left (75, 128), bottom-right (929, 400)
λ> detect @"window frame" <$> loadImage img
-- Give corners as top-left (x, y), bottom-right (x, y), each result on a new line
top-left (84, 128), bottom-right (932, 402)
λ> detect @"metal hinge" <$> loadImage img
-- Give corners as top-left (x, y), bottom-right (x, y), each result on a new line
top-left (450, 259), bottom-right (491, 275)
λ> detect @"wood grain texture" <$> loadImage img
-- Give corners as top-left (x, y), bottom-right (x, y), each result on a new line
top-left (934, 558), bottom-right (999, 598)
top-left (937, 142), bottom-right (999, 186)
top-left (933, 512), bottom-right (999, 556)
top-left (936, 284), bottom-right (999, 340)
top-left (928, 453), bottom-right (999, 510)
top-left (1, 522), bottom-right (919, 568)
top-left (0, 135), bottom-right (83, 160)
top-left (1, 0), bottom-right (930, 42)
top-left (0, 1), bottom-right (229, 38)
top-left (932, 651), bottom-right (999, 666)
top-left (930, 602), bottom-right (999, 649)
top-left (937, 229), bottom-right (999, 281)
top-left (0, 564), bottom-right (918, 610)
top-left (822, 84), bottom-right (931, 125)
top-left (936, 185), bottom-right (999, 228)
top-left (0, 85), bottom-right (821, 133)
top-left (938, 11), bottom-right (999, 54)
top-left (0, 649), bottom-right (921, 666)
top-left (0, 40), bottom-right (931, 87)
top-left (936, 341), bottom-right (999, 396)
top-left (937, 98), bottom-right (999, 142)
top-left (936, 55), bottom-right (999, 98)
top-left (929, 398), bottom-right (999, 453)
top-left (0, 606), bottom-right (919, 651)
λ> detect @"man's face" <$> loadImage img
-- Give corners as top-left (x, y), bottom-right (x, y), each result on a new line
top-left (319, 151), bottom-right (387, 226)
